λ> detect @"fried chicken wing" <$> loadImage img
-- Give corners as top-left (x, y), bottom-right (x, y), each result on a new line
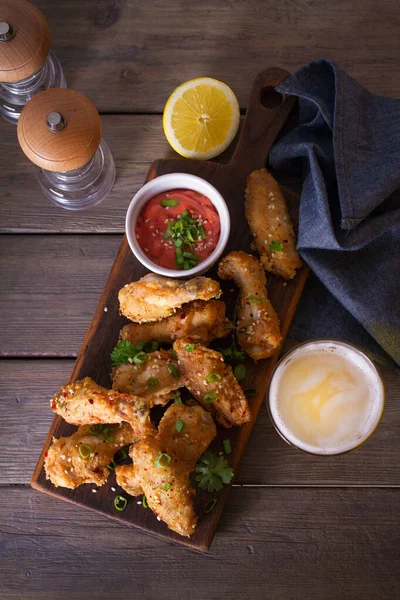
top-left (44, 423), bottom-right (134, 489)
top-left (218, 251), bottom-right (282, 360)
top-left (245, 168), bottom-right (302, 280)
top-left (157, 402), bottom-right (217, 471)
top-left (51, 377), bottom-right (155, 438)
top-left (111, 349), bottom-right (183, 405)
top-left (174, 338), bottom-right (252, 427)
top-left (120, 299), bottom-right (232, 346)
top-left (118, 273), bottom-right (221, 323)
top-left (116, 403), bottom-right (216, 537)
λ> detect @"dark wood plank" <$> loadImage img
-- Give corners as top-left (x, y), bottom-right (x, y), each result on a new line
top-left (0, 235), bottom-right (122, 356)
top-left (32, 0), bottom-right (400, 113)
top-left (31, 67), bottom-right (311, 550)
top-left (1, 487), bottom-right (399, 599)
top-left (1, 359), bottom-right (399, 487)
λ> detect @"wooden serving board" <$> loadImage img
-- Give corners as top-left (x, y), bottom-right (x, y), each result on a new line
top-left (31, 67), bottom-right (309, 551)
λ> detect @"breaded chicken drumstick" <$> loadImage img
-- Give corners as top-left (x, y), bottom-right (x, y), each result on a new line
top-left (51, 377), bottom-right (155, 438)
top-left (218, 251), bottom-right (282, 360)
top-left (45, 422), bottom-right (134, 489)
top-left (119, 273), bottom-right (221, 323)
top-left (120, 300), bottom-right (232, 346)
top-left (174, 338), bottom-right (252, 427)
top-left (116, 403), bottom-right (216, 537)
top-left (245, 168), bottom-right (302, 280)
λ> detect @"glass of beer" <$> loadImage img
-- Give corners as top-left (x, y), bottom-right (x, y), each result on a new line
top-left (267, 340), bottom-right (385, 455)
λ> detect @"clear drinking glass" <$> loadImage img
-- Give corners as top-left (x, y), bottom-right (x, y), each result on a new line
top-left (267, 340), bottom-right (385, 456)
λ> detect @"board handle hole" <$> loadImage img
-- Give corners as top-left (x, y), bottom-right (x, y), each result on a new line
top-left (260, 86), bottom-right (283, 109)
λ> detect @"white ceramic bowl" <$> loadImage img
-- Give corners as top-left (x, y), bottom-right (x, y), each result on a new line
top-left (125, 173), bottom-right (230, 277)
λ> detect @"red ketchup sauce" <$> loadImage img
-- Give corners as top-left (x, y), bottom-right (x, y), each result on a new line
top-left (135, 189), bottom-right (220, 270)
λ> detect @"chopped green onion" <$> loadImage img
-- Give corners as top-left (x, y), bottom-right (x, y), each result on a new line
top-left (133, 351), bottom-right (147, 364)
top-left (168, 363), bottom-right (180, 378)
top-left (155, 453), bottom-right (172, 468)
top-left (146, 376), bottom-right (159, 388)
top-left (206, 372), bottom-right (221, 383)
top-left (234, 364), bottom-right (246, 381)
top-left (79, 444), bottom-right (92, 459)
top-left (174, 220), bottom-right (184, 234)
top-left (115, 444), bottom-right (130, 461)
top-left (247, 295), bottom-right (263, 304)
top-left (245, 388), bottom-right (257, 398)
top-left (161, 198), bottom-right (180, 207)
top-left (204, 391), bottom-right (217, 403)
top-left (174, 395), bottom-right (183, 404)
top-left (163, 483), bottom-right (171, 491)
top-left (180, 209), bottom-right (189, 219)
top-left (107, 460), bottom-right (117, 471)
top-left (143, 340), bottom-right (159, 352)
top-left (186, 227), bottom-right (197, 243)
top-left (269, 240), bottom-right (284, 252)
top-left (183, 260), bottom-right (195, 270)
top-left (142, 495), bottom-right (148, 508)
top-left (114, 495), bottom-right (128, 511)
top-left (198, 225), bottom-right (206, 239)
top-left (101, 426), bottom-right (114, 442)
top-left (223, 439), bottom-right (232, 455)
top-left (184, 343), bottom-right (195, 352)
top-left (204, 498), bottom-right (217, 514)
top-left (86, 424), bottom-right (103, 435)
top-left (176, 247), bottom-right (184, 266)
top-left (183, 251), bottom-right (200, 261)
top-left (176, 418), bottom-right (185, 433)
top-left (164, 221), bottom-right (174, 239)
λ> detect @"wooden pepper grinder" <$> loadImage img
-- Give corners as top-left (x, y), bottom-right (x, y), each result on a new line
top-left (17, 88), bottom-right (116, 210)
top-left (0, 0), bottom-right (66, 123)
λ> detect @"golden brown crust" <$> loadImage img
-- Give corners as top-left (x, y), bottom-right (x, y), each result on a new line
top-left (218, 251), bottom-right (282, 360)
top-left (116, 403), bottom-right (216, 537)
top-left (44, 423), bottom-right (135, 489)
top-left (174, 338), bottom-right (252, 427)
top-left (245, 168), bottom-right (302, 280)
top-left (111, 349), bottom-right (183, 404)
top-left (51, 377), bottom-right (155, 439)
top-left (118, 273), bottom-right (221, 323)
top-left (120, 299), bottom-right (232, 345)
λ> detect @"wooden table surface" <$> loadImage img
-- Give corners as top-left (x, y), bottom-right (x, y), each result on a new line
top-left (1, 1), bottom-right (399, 598)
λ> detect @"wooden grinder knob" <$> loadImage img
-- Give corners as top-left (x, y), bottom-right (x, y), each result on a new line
top-left (0, 0), bottom-right (51, 83)
top-left (17, 88), bottom-right (103, 172)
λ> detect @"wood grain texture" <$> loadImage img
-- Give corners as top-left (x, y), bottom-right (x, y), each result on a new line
top-left (17, 89), bottom-right (102, 172)
top-left (0, 235), bottom-right (122, 357)
top-left (1, 487), bottom-right (399, 600)
top-left (31, 0), bottom-right (400, 112)
top-left (0, 0), bottom-right (50, 82)
top-left (1, 359), bottom-right (399, 487)
top-left (31, 68), bottom-right (312, 550)
top-left (0, 115), bottom-right (252, 233)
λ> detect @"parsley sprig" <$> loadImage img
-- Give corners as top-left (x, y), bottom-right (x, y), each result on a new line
top-left (195, 451), bottom-right (234, 492)
top-left (111, 340), bottom-right (159, 367)
top-left (164, 209), bottom-right (206, 270)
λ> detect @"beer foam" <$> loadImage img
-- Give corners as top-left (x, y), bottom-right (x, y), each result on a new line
top-left (268, 341), bottom-right (384, 455)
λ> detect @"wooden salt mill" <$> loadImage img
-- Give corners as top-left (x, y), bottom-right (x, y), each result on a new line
top-left (0, 0), bottom-right (66, 123)
top-left (18, 88), bottom-right (116, 210)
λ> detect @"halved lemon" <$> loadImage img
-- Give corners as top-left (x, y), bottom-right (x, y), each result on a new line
top-left (163, 77), bottom-right (240, 160)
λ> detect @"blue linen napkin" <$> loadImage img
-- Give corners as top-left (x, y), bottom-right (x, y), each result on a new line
top-left (269, 59), bottom-right (400, 368)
